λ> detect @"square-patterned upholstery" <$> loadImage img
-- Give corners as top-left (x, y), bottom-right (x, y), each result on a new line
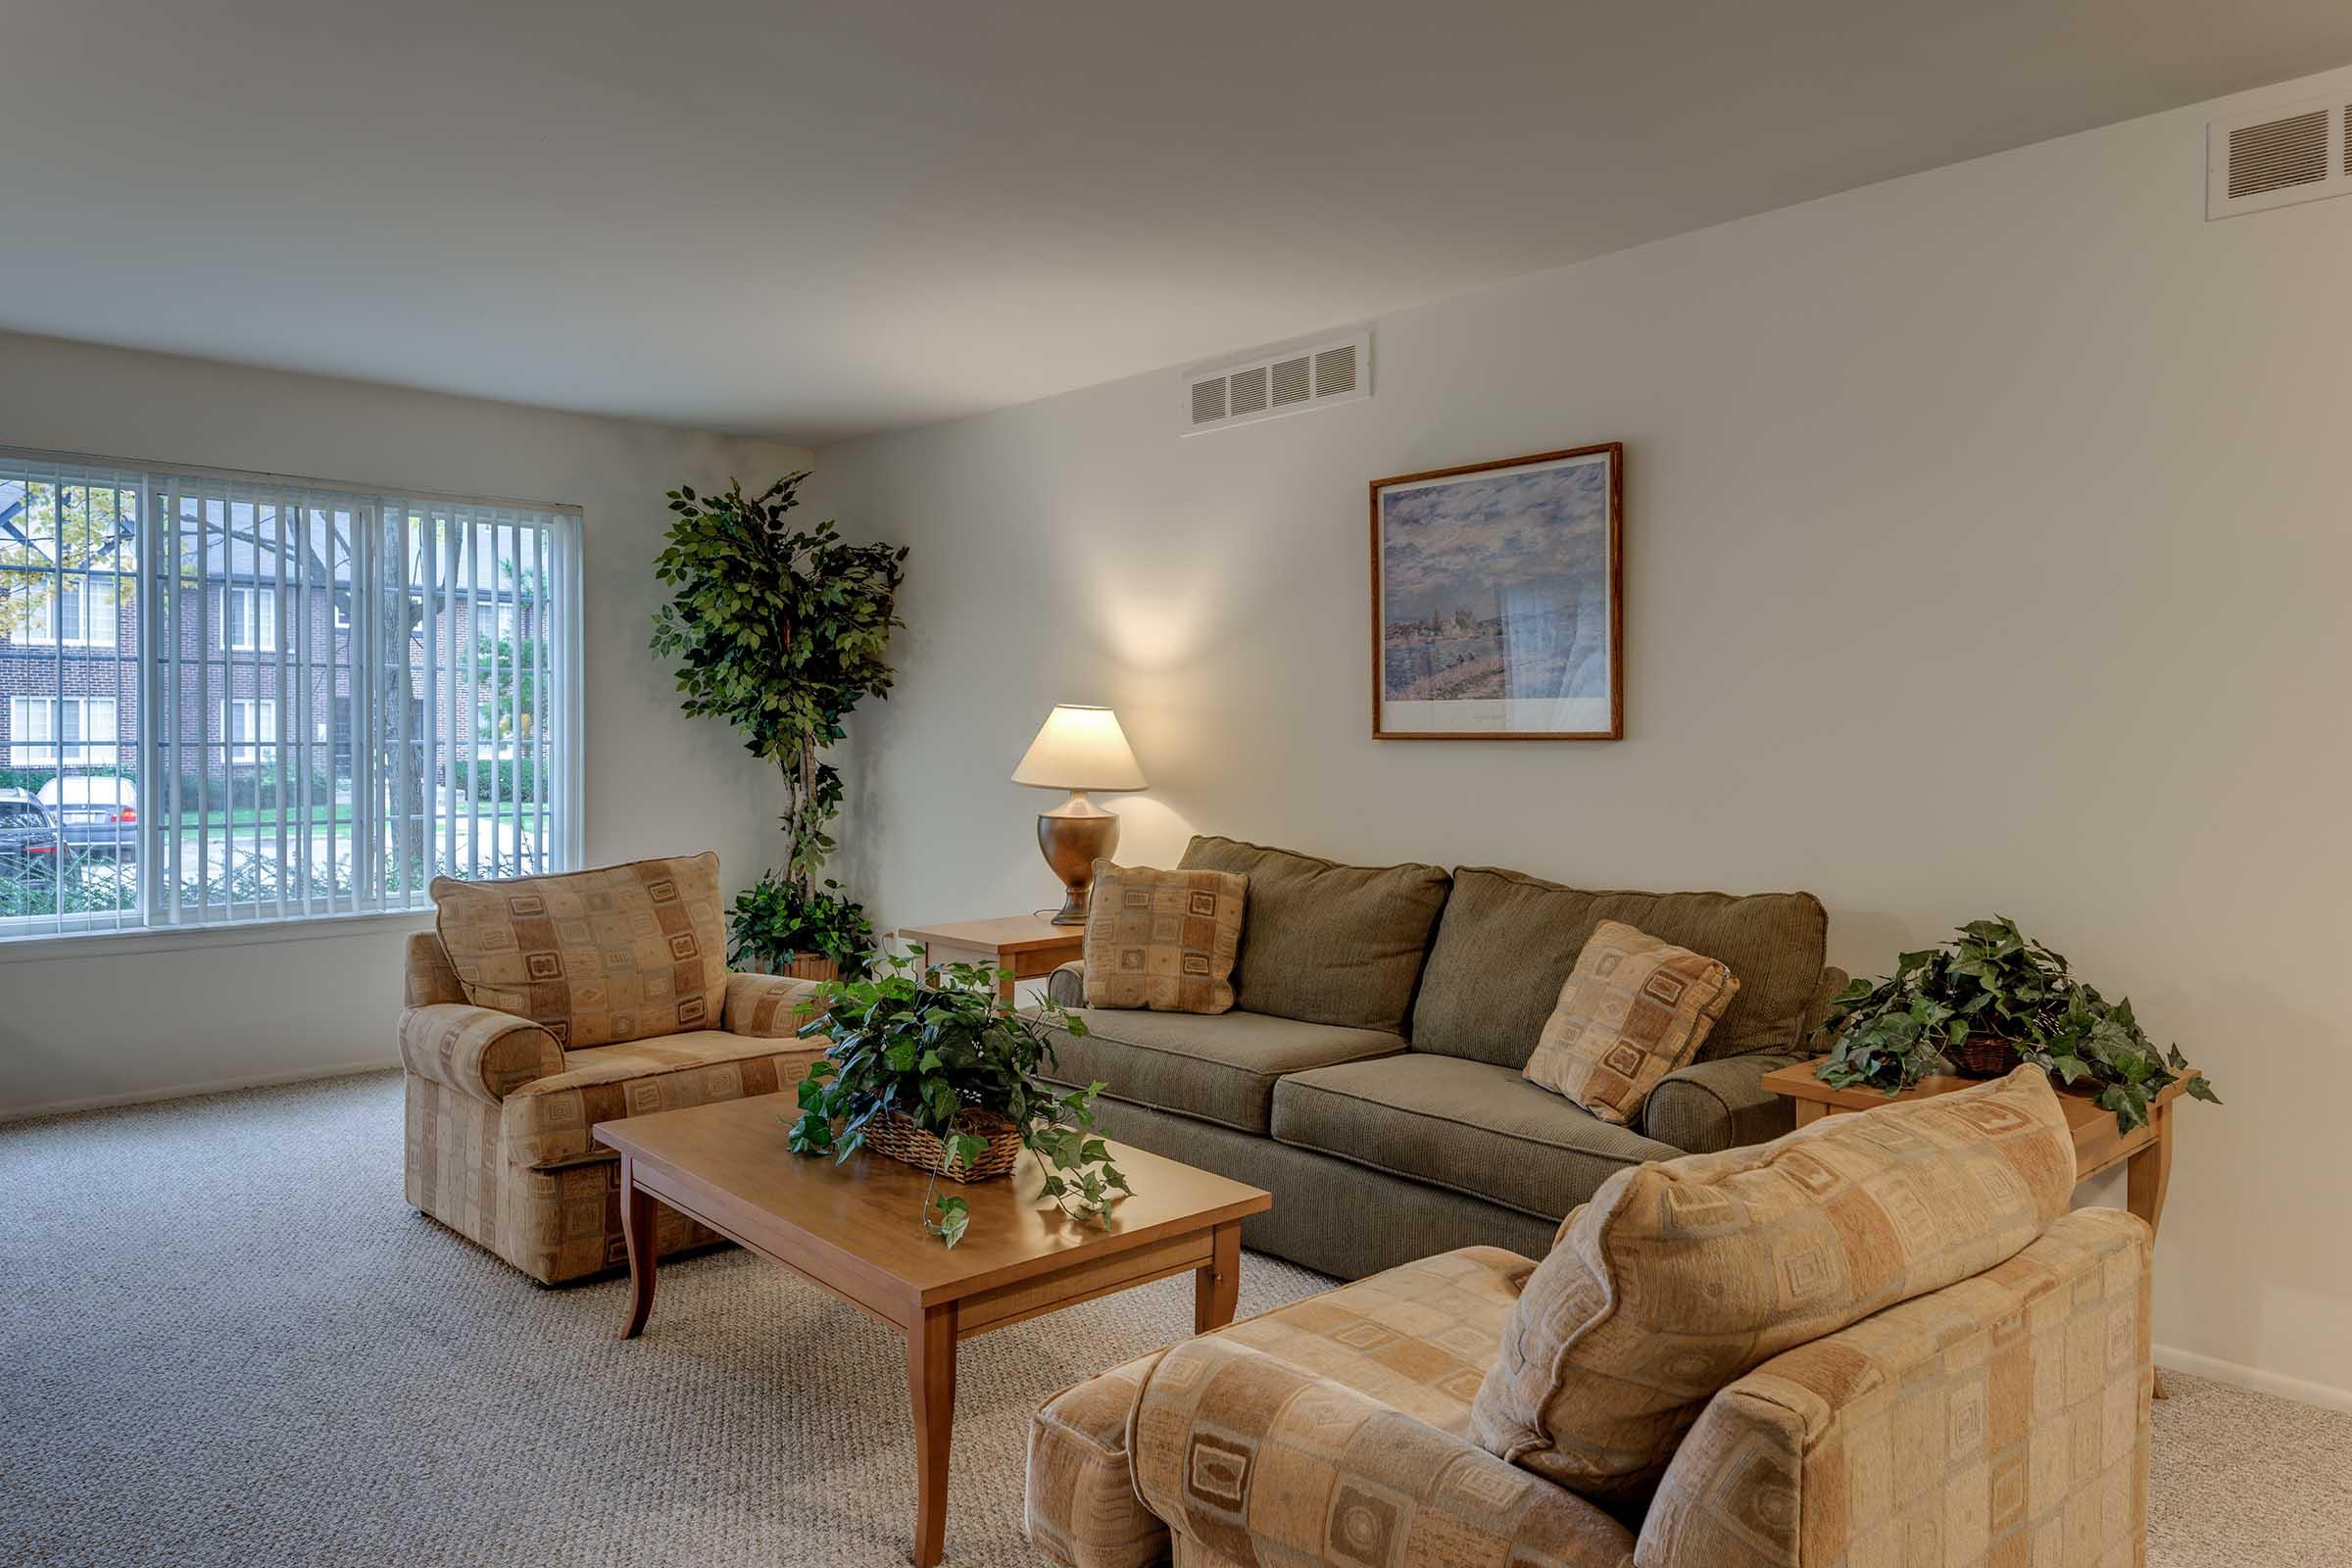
top-left (400, 878), bottom-right (827, 1286)
top-left (1523, 919), bottom-right (1740, 1124)
top-left (1639, 1206), bottom-right (2151, 1568)
top-left (1029, 1249), bottom-right (1650, 1568)
top-left (431, 852), bottom-right (728, 1050)
top-left (1082, 862), bottom-right (1248, 1013)
top-left (1470, 1065), bottom-right (2078, 1503)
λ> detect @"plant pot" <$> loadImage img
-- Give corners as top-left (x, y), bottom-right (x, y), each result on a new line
top-left (746, 952), bottom-right (839, 983)
top-left (865, 1108), bottom-right (1025, 1184)
top-left (1945, 1036), bottom-right (2024, 1078)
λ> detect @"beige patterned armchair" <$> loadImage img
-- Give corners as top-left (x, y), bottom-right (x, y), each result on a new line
top-left (1028, 1068), bottom-right (2152, 1568)
top-left (398, 852), bottom-right (825, 1284)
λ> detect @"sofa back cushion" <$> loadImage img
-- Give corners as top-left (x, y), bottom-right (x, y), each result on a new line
top-left (1468, 1065), bottom-right (2076, 1502)
top-left (431, 852), bottom-right (729, 1050)
top-left (1176, 835), bottom-right (1450, 1034)
top-left (1410, 866), bottom-right (1828, 1068)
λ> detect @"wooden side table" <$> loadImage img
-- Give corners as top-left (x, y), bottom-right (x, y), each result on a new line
top-left (1761, 1059), bottom-right (2186, 1395)
top-left (894, 913), bottom-right (1085, 1003)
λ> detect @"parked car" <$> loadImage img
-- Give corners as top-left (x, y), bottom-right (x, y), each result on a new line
top-left (38, 776), bottom-right (139, 861)
top-left (0, 789), bottom-right (66, 874)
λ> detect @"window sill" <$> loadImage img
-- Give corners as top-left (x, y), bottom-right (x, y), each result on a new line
top-left (0, 906), bottom-right (434, 964)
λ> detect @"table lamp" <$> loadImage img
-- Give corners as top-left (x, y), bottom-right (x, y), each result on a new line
top-left (1012, 704), bottom-right (1147, 924)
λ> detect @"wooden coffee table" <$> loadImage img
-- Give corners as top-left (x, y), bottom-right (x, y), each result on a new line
top-left (594, 1095), bottom-right (1271, 1567)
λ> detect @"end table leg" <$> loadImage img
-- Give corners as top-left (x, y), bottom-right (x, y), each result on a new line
top-left (906, 1301), bottom-right (957, 1567)
top-left (2129, 1105), bottom-right (2175, 1397)
top-left (1195, 1220), bottom-right (1243, 1333)
top-left (618, 1155), bottom-right (657, 1341)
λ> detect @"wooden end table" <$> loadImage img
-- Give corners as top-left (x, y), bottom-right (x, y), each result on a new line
top-left (1761, 1059), bottom-right (2186, 1395)
top-left (594, 1095), bottom-right (1270, 1567)
top-left (894, 913), bottom-right (1086, 1003)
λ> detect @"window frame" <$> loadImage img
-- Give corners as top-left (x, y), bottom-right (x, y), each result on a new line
top-left (8, 695), bottom-right (121, 765)
top-left (0, 443), bottom-right (584, 949)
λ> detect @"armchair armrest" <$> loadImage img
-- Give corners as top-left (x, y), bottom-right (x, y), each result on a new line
top-left (1132, 1336), bottom-right (1636, 1567)
top-left (1046, 959), bottom-right (1086, 1008)
top-left (1637, 1207), bottom-right (2151, 1568)
top-left (722, 970), bottom-right (825, 1039)
top-left (1640, 1053), bottom-right (1808, 1153)
top-left (397, 1004), bottom-right (564, 1104)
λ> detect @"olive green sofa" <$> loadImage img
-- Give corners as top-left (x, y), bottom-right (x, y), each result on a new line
top-left (1042, 835), bottom-right (1844, 1281)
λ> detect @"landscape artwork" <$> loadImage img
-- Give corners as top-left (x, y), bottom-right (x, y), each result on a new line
top-left (1370, 442), bottom-right (1622, 739)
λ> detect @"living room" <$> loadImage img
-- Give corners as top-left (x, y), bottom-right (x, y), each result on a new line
top-left (4, 4), bottom-right (2349, 1565)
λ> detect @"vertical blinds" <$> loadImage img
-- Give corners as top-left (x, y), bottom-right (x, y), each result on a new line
top-left (0, 447), bottom-right (582, 941)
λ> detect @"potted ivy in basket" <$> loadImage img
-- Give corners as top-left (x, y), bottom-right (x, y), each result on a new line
top-left (784, 949), bottom-right (1131, 1248)
top-left (1813, 916), bottom-right (2217, 1132)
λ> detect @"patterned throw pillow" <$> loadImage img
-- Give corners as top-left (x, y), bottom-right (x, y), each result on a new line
top-left (1523, 920), bottom-right (1739, 1124)
top-left (430, 852), bottom-right (729, 1050)
top-left (1082, 862), bottom-right (1248, 1014)
top-left (1469, 1065), bottom-right (2076, 1502)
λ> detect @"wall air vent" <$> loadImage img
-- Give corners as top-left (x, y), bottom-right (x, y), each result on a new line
top-left (1184, 329), bottom-right (1372, 435)
top-left (2208, 96), bottom-right (2351, 220)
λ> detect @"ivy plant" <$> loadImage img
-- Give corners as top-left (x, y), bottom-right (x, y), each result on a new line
top-left (1814, 916), bottom-right (2217, 1132)
top-left (785, 950), bottom-right (1130, 1247)
top-left (650, 473), bottom-right (906, 969)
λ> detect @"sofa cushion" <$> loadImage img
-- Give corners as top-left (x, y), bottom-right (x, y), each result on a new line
top-left (1410, 865), bottom-right (1828, 1068)
top-left (431, 852), bottom-right (730, 1050)
top-left (1469, 1065), bottom-right (2077, 1503)
top-left (1271, 1053), bottom-right (1682, 1220)
top-left (499, 1030), bottom-right (822, 1165)
top-left (1524, 919), bottom-right (1740, 1125)
top-left (1176, 835), bottom-right (1450, 1034)
top-left (1041, 1007), bottom-right (1404, 1135)
top-left (1081, 862), bottom-right (1248, 1013)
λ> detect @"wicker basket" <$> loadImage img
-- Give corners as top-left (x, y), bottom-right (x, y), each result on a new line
top-left (864, 1107), bottom-right (1025, 1184)
top-left (1945, 1035), bottom-right (2025, 1079)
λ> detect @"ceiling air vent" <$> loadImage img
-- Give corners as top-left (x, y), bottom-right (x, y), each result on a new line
top-left (2208, 96), bottom-right (2351, 220)
top-left (1182, 330), bottom-right (1372, 435)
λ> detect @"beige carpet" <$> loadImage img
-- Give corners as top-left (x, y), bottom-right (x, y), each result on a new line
top-left (1, 1071), bottom-right (2342, 1566)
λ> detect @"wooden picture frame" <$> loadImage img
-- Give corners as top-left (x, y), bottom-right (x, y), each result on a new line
top-left (1369, 442), bottom-right (1623, 740)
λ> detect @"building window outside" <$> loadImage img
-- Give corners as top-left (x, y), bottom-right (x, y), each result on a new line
top-left (8, 696), bottom-right (121, 765)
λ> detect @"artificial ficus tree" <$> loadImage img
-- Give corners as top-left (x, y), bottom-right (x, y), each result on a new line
top-left (650, 474), bottom-right (906, 968)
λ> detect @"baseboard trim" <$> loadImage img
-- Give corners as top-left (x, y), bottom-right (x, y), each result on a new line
top-left (0, 1056), bottom-right (396, 1123)
top-left (2156, 1343), bottom-right (2352, 1413)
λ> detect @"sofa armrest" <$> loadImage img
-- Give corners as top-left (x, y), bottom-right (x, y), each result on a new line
top-left (1046, 959), bottom-right (1086, 1008)
top-left (1133, 1336), bottom-right (1635, 1567)
top-left (397, 1004), bottom-right (564, 1105)
top-left (722, 970), bottom-right (824, 1038)
top-left (1641, 1053), bottom-right (1807, 1153)
top-left (1637, 1207), bottom-right (2151, 1568)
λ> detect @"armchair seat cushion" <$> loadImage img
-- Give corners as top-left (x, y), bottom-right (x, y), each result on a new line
top-left (500, 1031), bottom-right (822, 1165)
top-left (1271, 1053), bottom-right (1682, 1220)
top-left (1041, 1007), bottom-right (1404, 1135)
top-left (1028, 1248), bottom-right (1555, 1568)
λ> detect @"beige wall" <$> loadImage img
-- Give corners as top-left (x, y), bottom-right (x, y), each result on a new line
top-left (0, 331), bottom-right (809, 1114)
top-left (808, 66), bottom-right (2352, 1404)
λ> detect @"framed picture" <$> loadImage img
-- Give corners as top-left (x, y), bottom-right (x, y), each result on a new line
top-left (1370, 442), bottom-right (1623, 740)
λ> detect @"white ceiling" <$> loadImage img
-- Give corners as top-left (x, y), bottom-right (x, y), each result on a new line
top-left (5, 2), bottom-right (2349, 443)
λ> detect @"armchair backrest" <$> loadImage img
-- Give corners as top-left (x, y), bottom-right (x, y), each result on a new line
top-left (1470, 1065), bottom-right (2077, 1504)
top-left (426, 852), bottom-right (730, 1050)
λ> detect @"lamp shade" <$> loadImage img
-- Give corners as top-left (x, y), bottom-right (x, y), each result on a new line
top-left (1011, 705), bottom-right (1147, 792)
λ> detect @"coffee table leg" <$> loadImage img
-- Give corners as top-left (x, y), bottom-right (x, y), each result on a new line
top-left (906, 1301), bottom-right (958, 1567)
top-left (618, 1155), bottom-right (657, 1341)
top-left (1195, 1220), bottom-right (1243, 1333)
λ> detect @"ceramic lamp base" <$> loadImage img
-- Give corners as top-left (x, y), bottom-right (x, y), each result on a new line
top-left (1038, 793), bottom-right (1120, 925)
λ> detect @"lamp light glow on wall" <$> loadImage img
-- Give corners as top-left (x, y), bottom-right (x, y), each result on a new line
top-left (1011, 705), bottom-right (1146, 924)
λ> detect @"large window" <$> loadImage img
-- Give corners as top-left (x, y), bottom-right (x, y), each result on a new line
top-left (1, 449), bottom-right (582, 940)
